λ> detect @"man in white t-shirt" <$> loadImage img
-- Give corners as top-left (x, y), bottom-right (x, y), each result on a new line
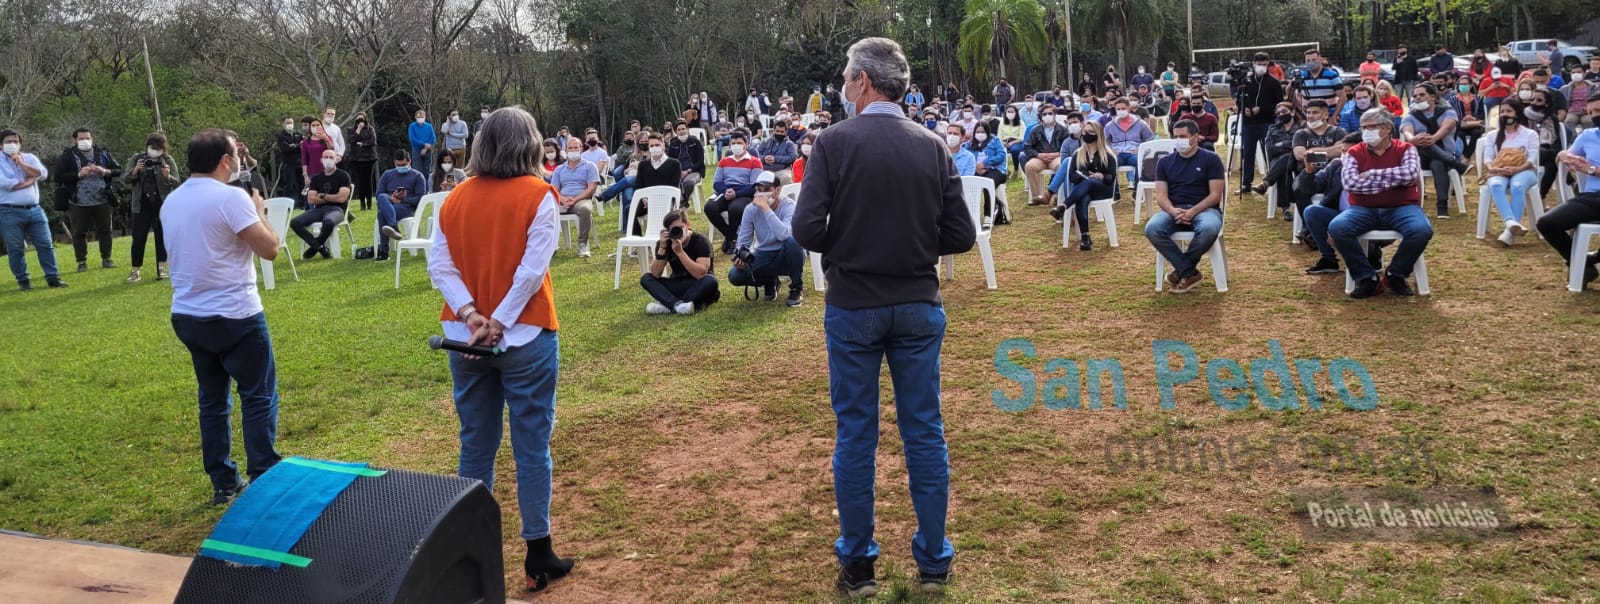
top-left (322, 106), bottom-right (346, 160)
top-left (161, 128), bottom-right (287, 506)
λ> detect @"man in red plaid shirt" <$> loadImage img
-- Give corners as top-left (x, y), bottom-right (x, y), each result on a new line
top-left (1328, 108), bottom-right (1434, 299)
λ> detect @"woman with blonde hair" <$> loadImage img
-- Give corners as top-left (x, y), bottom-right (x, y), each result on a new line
top-left (1044, 120), bottom-right (1118, 250)
top-left (426, 106), bottom-right (574, 593)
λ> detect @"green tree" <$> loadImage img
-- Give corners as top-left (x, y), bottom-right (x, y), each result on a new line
top-left (958, 0), bottom-right (1047, 84)
top-left (1077, 0), bottom-right (1163, 81)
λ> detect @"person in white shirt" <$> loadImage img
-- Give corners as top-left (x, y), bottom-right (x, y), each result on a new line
top-left (321, 106), bottom-right (346, 159)
top-left (1483, 110), bottom-right (1543, 247)
top-left (578, 133), bottom-right (610, 175)
top-left (161, 128), bottom-right (285, 506)
top-left (0, 129), bottom-right (66, 290)
top-left (442, 109), bottom-right (470, 166)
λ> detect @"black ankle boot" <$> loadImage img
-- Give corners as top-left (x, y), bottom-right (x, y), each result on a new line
top-left (1079, 234), bottom-right (1092, 251)
top-left (524, 536), bottom-right (574, 593)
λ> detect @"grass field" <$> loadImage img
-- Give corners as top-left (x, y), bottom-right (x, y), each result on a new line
top-left (3, 168), bottom-right (1600, 603)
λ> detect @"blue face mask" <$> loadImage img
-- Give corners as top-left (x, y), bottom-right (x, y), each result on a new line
top-left (396, 165), bottom-right (410, 174)
top-left (924, 119), bottom-right (937, 129)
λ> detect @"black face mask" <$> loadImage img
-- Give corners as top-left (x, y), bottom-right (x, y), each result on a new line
top-left (773, 133), bottom-right (787, 140)
top-left (1276, 113), bottom-right (1292, 124)
top-left (1190, 106), bottom-right (1205, 114)
top-left (1081, 133), bottom-right (1099, 144)
top-left (1500, 116), bottom-right (1516, 128)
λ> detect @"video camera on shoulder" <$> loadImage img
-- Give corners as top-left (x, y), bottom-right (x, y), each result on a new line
top-left (1225, 61), bottom-right (1255, 85)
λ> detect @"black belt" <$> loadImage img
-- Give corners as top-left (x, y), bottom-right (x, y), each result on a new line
top-left (0, 203), bottom-right (39, 208)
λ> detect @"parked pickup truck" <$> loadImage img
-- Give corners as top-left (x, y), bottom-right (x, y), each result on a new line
top-left (1505, 39), bottom-right (1597, 70)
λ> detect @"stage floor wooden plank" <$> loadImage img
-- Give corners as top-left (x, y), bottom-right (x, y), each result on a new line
top-left (0, 532), bottom-right (192, 603)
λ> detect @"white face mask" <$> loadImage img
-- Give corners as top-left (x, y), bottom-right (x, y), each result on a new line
top-left (1307, 120), bottom-right (1325, 129)
top-left (416, 117), bottom-right (426, 123)
top-left (440, 163), bottom-right (453, 171)
top-left (1361, 128), bottom-right (1382, 145)
top-left (1116, 110), bottom-right (1131, 119)
top-left (1254, 65), bottom-right (1267, 76)
top-left (481, 112), bottom-right (489, 119)
top-left (147, 148), bottom-right (162, 158)
top-left (322, 159), bottom-right (336, 170)
top-left (1518, 90), bottom-right (1533, 101)
top-left (449, 114), bottom-right (458, 121)
top-left (945, 134), bottom-right (961, 147)
top-left (974, 133), bottom-right (988, 142)
top-left (649, 146), bottom-right (665, 158)
top-left (284, 124), bottom-right (294, 132)
top-left (566, 153), bottom-right (581, 164)
top-left (730, 144), bottom-right (745, 156)
top-left (77, 140), bottom-right (93, 152)
top-left (677, 133), bottom-right (689, 141)
top-left (1067, 123), bottom-right (1082, 135)
top-left (800, 143), bottom-right (813, 155)
top-left (3, 143), bottom-right (19, 155)
top-left (1041, 115), bottom-right (1056, 125)
top-left (1524, 106), bottom-right (1543, 120)
top-left (1174, 138), bottom-right (1192, 153)
top-left (1412, 101), bottom-right (1431, 111)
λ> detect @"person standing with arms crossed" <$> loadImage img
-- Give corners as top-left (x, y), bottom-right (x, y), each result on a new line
top-left (426, 107), bottom-right (574, 593)
top-left (793, 36), bottom-right (976, 598)
top-left (162, 129), bottom-right (285, 505)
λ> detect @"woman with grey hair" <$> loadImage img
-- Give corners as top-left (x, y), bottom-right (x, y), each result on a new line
top-left (425, 106), bottom-right (574, 593)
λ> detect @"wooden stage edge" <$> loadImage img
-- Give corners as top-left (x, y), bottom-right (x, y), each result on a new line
top-left (0, 531), bottom-right (533, 604)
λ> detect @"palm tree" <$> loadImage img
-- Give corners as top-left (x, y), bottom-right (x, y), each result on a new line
top-left (1077, 0), bottom-right (1163, 81)
top-left (958, 0), bottom-right (1047, 84)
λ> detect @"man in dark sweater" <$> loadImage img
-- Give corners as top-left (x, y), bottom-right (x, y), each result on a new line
top-left (666, 121), bottom-right (705, 203)
top-left (792, 36), bottom-right (974, 599)
top-left (1237, 52), bottom-right (1285, 195)
top-left (627, 133), bottom-right (682, 235)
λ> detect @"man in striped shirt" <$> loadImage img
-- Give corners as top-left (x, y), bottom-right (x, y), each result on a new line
top-left (705, 131), bottom-right (764, 253)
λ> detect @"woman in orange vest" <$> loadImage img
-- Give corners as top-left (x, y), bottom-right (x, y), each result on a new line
top-left (426, 106), bottom-right (574, 593)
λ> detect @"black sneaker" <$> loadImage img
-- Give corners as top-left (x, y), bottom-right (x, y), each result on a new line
top-left (1305, 257), bottom-right (1340, 274)
top-left (1350, 276), bottom-right (1383, 299)
top-left (18, 280), bottom-right (31, 292)
top-left (837, 559), bottom-right (877, 598)
top-left (302, 246), bottom-right (320, 260)
top-left (209, 479), bottom-right (248, 506)
top-left (1236, 186), bottom-right (1253, 196)
top-left (785, 290), bottom-right (803, 307)
top-left (1079, 235), bottom-right (1092, 251)
top-left (1049, 204), bottom-right (1066, 221)
top-left (1385, 274), bottom-right (1415, 296)
top-left (318, 246), bottom-right (332, 259)
top-left (76, 262), bottom-right (88, 273)
top-left (918, 570), bottom-right (951, 594)
top-left (1366, 245), bottom-right (1383, 272)
top-left (375, 252), bottom-right (390, 262)
top-left (763, 284), bottom-right (777, 302)
top-left (47, 278), bottom-right (67, 288)
top-left (1300, 232), bottom-right (1317, 251)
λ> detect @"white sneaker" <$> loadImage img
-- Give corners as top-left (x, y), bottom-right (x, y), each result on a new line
top-left (1508, 220), bottom-right (1527, 236)
top-left (674, 301), bottom-right (695, 315)
top-left (646, 302), bottom-right (672, 315)
top-left (578, 243), bottom-right (591, 258)
top-left (1497, 228), bottom-right (1515, 247)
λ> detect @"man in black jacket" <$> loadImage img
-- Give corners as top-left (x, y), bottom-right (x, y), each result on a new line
top-left (666, 120), bottom-right (705, 205)
top-left (1021, 104), bottom-right (1071, 205)
top-left (1237, 52), bottom-right (1285, 195)
top-left (53, 128), bottom-right (121, 272)
top-left (793, 36), bottom-right (974, 599)
top-left (275, 115), bottom-right (305, 202)
top-left (1394, 45), bottom-right (1419, 97)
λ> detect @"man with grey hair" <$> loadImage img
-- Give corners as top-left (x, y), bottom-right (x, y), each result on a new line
top-left (1330, 107), bottom-right (1431, 299)
top-left (793, 36), bottom-right (974, 598)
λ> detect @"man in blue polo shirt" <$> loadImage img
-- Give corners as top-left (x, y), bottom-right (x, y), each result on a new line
top-left (1145, 119), bottom-right (1226, 293)
top-left (1295, 49), bottom-right (1345, 110)
top-left (0, 129), bottom-right (66, 290)
top-left (1538, 95), bottom-right (1600, 287)
top-left (550, 136), bottom-right (599, 257)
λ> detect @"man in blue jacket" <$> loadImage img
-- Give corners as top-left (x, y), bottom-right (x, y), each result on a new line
top-left (407, 109), bottom-right (436, 181)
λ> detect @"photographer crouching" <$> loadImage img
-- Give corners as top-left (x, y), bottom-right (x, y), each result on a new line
top-left (640, 210), bottom-right (720, 315)
top-left (728, 171), bottom-right (805, 306)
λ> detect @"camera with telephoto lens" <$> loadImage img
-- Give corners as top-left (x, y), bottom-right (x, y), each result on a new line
top-left (733, 246), bottom-right (755, 267)
top-left (1225, 61), bottom-right (1254, 86)
top-left (143, 157), bottom-right (161, 170)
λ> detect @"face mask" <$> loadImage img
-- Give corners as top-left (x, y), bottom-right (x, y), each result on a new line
top-left (1190, 106), bottom-right (1205, 114)
top-left (1307, 119), bottom-right (1325, 129)
top-left (1006, 112), bottom-right (1017, 118)
top-left (284, 124), bottom-right (295, 132)
top-left (730, 144), bottom-right (745, 156)
top-left (1174, 139), bottom-right (1192, 153)
top-left (1459, 84), bottom-right (1472, 93)
top-left (567, 154), bottom-right (581, 165)
top-left (77, 140), bottom-right (93, 152)
top-left (925, 119), bottom-right (937, 129)
top-left (842, 77), bottom-right (859, 117)
top-left (2, 143), bottom-right (19, 155)
top-left (677, 133), bottom-right (689, 141)
top-left (416, 117), bottom-right (426, 123)
top-left (1276, 113), bottom-right (1292, 124)
top-left (1041, 115), bottom-right (1056, 125)
top-left (322, 159), bottom-right (336, 170)
top-left (974, 133), bottom-right (988, 142)
top-left (1067, 123), bottom-right (1082, 135)
top-left (1254, 65), bottom-right (1267, 76)
top-left (1355, 99), bottom-right (1371, 110)
top-left (1412, 101), bottom-right (1430, 111)
top-left (1500, 116), bottom-right (1516, 128)
top-left (1116, 110), bottom-right (1130, 119)
top-left (945, 134), bottom-right (962, 147)
top-left (801, 143), bottom-right (813, 155)
top-left (1081, 133), bottom-right (1099, 144)
top-left (1361, 128), bottom-right (1382, 145)
top-left (440, 163), bottom-right (453, 171)
top-left (449, 115), bottom-right (458, 121)
top-left (1524, 106), bottom-right (1543, 120)
top-left (1518, 90), bottom-right (1533, 101)
top-left (481, 112), bottom-right (489, 119)
top-left (147, 148), bottom-right (162, 158)
top-left (773, 133), bottom-right (787, 141)
top-left (396, 165), bottom-right (410, 173)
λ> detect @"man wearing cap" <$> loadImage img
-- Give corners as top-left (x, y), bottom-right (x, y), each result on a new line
top-left (1329, 108), bottom-right (1431, 299)
top-left (728, 171), bottom-right (804, 306)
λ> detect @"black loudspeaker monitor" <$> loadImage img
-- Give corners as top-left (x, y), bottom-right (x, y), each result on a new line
top-left (175, 468), bottom-right (504, 604)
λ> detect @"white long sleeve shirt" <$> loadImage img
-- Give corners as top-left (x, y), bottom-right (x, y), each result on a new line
top-left (426, 191), bottom-right (560, 349)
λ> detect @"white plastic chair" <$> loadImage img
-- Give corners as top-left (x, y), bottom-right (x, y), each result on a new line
top-left (1474, 133), bottom-right (1546, 239)
top-left (297, 207), bottom-right (356, 259)
top-left (775, 182), bottom-right (823, 290)
top-left (1059, 182), bottom-right (1120, 249)
top-left (942, 177), bottom-right (997, 289)
top-left (689, 127), bottom-right (708, 147)
top-left (1567, 223), bottom-right (1600, 292)
top-left (1555, 126), bottom-right (1575, 204)
top-left (1419, 159), bottom-right (1468, 214)
top-left (1133, 140), bottom-right (1179, 223)
top-left (1153, 175), bottom-right (1229, 293)
top-left (1343, 230), bottom-right (1431, 295)
top-left (393, 192), bottom-right (447, 288)
top-left (259, 197), bottom-right (300, 290)
top-left (613, 186), bottom-right (679, 289)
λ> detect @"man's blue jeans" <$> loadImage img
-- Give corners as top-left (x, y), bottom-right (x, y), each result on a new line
top-left (0, 204), bottom-right (61, 284)
top-left (1304, 204), bottom-right (1340, 261)
top-left (449, 329), bottom-right (559, 541)
top-left (376, 194), bottom-right (416, 255)
top-left (1117, 151), bottom-right (1139, 183)
top-left (170, 312), bottom-right (283, 491)
top-left (1144, 208), bottom-right (1223, 278)
top-left (728, 238), bottom-right (805, 292)
top-left (1328, 204), bottom-right (1433, 281)
top-left (825, 303), bottom-right (954, 574)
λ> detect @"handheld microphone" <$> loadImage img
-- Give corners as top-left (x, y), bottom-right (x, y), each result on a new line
top-left (428, 335), bottom-right (503, 357)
